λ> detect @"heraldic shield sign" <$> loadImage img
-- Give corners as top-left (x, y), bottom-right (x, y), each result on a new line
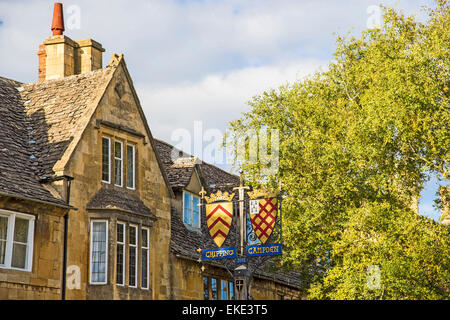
top-left (205, 190), bottom-right (235, 247)
top-left (249, 197), bottom-right (278, 244)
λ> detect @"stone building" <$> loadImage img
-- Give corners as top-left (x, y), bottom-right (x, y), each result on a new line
top-left (0, 76), bottom-right (70, 299)
top-left (154, 139), bottom-right (302, 300)
top-left (0, 3), bottom-right (302, 300)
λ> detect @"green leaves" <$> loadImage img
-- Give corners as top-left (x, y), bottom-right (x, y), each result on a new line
top-left (227, 1), bottom-right (450, 299)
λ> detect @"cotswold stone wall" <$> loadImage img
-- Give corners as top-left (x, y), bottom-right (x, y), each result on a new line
top-left (249, 277), bottom-right (302, 300)
top-left (169, 254), bottom-right (302, 300)
top-left (0, 197), bottom-right (66, 300)
top-left (60, 61), bottom-right (172, 300)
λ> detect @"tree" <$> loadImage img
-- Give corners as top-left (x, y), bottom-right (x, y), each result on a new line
top-left (226, 1), bottom-right (449, 299)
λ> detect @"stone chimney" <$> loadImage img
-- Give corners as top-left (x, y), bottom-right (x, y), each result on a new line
top-left (38, 2), bottom-right (105, 82)
top-left (75, 39), bottom-right (105, 74)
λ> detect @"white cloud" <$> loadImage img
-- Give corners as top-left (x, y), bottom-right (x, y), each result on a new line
top-left (137, 58), bottom-right (326, 143)
top-left (0, 0), bottom-right (433, 84)
top-left (0, 0), bottom-right (441, 204)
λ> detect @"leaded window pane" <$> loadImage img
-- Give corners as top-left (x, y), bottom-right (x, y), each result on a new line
top-left (141, 228), bottom-right (149, 288)
top-left (91, 221), bottom-right (107, 283)
top-left (126, 145), bottom-right (135, 189)
top-left (102, 137), bottom-right (110, 182)
top-left (116, 244), bottom-right (124, 285)
top-left (141, 229), bottom-right (148, 248)
top-left (116, 223), bottom-right (125, 285)
top-left (129, 247), bottom-right (136, 286)
top-left (129, 226), bottom-right (136, 245)
top-left (114, 141), bottom-right (122, 186)
top-left (129, 225), bottom-right (137, 287)
top-left (141, 249), bottom-right (148, 288)
top-left (117, 223), bottom-right (124, 243)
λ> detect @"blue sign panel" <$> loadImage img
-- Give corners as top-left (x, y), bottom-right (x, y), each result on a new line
top-left (202, 247), bottom-right (237, 260)
top-left (246, 244), bottom-right (282, 257)
top-left (236, 256), bottom-right (247, 264)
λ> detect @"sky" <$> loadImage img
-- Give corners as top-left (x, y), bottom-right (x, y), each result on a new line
top-left (0, 0), bottom-right (446, 221)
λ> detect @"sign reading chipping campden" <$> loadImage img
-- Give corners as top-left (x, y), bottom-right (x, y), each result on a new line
top-left (202, 247), bottom-right (237, 260)
top-left (246, 244), bottom-right (282, 257)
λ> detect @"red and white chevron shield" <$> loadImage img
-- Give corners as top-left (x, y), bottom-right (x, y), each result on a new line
top-left (205, 201), bottom-right (233, 247)
top-left (249, 198), bottom-right (277, 244)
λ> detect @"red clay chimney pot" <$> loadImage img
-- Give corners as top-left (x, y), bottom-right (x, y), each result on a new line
top-left (51, 3), bottom-right (65, 36)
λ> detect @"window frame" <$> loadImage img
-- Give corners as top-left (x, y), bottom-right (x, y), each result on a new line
top-left (182, 191), bottom-right (201, 229)
top-left (116, 221), bottom-right (126, 286)
top-left (89, 219), bottom-right (109, 285)
top-left (229, 281), bottom-right (234, 300)
top-left (220, 279), bottom-right (228, 300)
top-left (0, 209), bottom-right (35, 272)
top-left (101, 136), bottom-right (111, 184)
top-left (203, 276), bottom-right (210, 300)
top-left (128, 224), bottom-right (138, 288)
top-left (211, 277), bottom-right (218, 300)
top-left (141, 227), bottom-right (149, 290)
top-left (126, 144), bottom-right (136, 190)
top-left (114, 140), bottom-right (123, 187)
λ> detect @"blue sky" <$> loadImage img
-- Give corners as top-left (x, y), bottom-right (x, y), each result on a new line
top-left (0, 0), bottom-right (446, 220)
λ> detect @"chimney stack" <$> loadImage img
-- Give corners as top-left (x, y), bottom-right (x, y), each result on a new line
top-left (51, 3), bottom-right (65, 36)
top-left (38, 2), bottom-right (105, 82)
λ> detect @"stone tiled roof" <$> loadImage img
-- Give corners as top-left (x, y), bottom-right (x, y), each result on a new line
top-left (156, 138), bottom-right (302, 290)
top-left (86, 187), bottom-right (156, 218)
top-left (153, 139), bottom-right (197, 188)
top-left (0, 76), bottom-right (66, 206)
top-left (19, 66), bottom-right (115, 178)
top-left (0, 55), bottom-right (173, 210)
top-left (154, 138), bottom-right (240, 191)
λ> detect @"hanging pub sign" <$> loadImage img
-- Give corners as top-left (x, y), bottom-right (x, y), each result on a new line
top-left (202, 247), bottom-right (237, 261)
top-left (248, 188), bottom-right (279, 244)
top-left (204, 190), bottom-right (235, 247)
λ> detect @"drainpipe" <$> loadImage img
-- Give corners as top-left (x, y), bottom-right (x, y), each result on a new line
top-left (40, 174), bottom-right (74, 300)
top-left (61, 176), bottom-right (73, 300)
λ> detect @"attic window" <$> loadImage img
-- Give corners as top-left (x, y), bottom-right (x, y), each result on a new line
top-left (183, 191), bottom-right (200, 229)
